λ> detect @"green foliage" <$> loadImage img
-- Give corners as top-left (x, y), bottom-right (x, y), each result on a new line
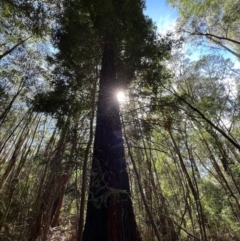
top-left (1, 0), bottom-right (240, 240)
top-left (167, 0), bottom-right (240, 57)
top-left (0, 0), bottom-right (51, 36)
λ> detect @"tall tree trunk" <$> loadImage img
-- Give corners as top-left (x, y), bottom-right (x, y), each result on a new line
top-left (78, 78), bottom-right (97, 241)
top-left (82, 43), bottom-right (141, 241)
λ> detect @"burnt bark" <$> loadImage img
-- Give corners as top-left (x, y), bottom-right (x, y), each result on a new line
top-left (82, 43), bottom-right (141, 241)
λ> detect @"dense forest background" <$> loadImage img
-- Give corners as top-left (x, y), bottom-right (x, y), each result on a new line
top-left (0, 0), bottom-right (240, 240)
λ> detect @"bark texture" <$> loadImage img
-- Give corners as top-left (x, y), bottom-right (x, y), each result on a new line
top-left (82, 43), bottom-right (141, 241)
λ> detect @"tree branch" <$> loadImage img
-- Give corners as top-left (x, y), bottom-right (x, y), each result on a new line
top-left (0, 36), bottom-right (31, 60)
top-left (185, 30), bottom-right (240, 45)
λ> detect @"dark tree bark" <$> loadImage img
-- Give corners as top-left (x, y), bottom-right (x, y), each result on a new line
top-left (81, 43), bottom-right (141, 241)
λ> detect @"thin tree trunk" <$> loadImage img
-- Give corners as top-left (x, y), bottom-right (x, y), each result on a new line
top-left (14, 115), bottom-right (41, 178)
top-left (28, 115), bottom-right (70, 241)
top-left (78, 77), bottom-right (97, 241)
top-left (168, 129), bottom-right (207, 241)
top-left (50, 122), bottom-right (80, 227)
top-left (0, 81), bottom-right (24, 127)
top-left (123, 130), bottom-right (162, 241)
top-left (131, 102), bottom-right (178, 240)
top-left (0, 113), bottom-right (34, 190)
top-left (0, 109), bottom-right (31, 154)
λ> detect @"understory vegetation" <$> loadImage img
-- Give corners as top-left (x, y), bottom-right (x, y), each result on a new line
top-left (0, 0), bottom-right (240, 240)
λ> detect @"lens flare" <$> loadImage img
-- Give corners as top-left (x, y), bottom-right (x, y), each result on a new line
top-left (117, 91), bottom-right (125, 102)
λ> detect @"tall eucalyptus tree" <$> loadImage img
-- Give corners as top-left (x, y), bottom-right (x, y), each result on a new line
top-left (48, 0), bottom-right (171, 240)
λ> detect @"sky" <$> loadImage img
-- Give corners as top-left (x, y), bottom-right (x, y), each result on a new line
top-left (144, 0), bottom-right (178, 33)
top-left (143, 0), bottom-right (240, 68)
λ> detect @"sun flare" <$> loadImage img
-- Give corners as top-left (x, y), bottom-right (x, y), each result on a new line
top-left (117, 91), bottom-right (125, 102)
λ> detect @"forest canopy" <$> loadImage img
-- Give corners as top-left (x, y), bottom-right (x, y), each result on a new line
top-left (0, 0), bottom-right (240, 240)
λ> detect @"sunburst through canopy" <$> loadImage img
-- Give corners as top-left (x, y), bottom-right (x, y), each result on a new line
top-left (117, 91), bottom-right (125, 102)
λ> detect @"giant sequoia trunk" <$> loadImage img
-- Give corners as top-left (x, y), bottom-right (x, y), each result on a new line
top-left (82, 43), bottom-right (141, 241)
